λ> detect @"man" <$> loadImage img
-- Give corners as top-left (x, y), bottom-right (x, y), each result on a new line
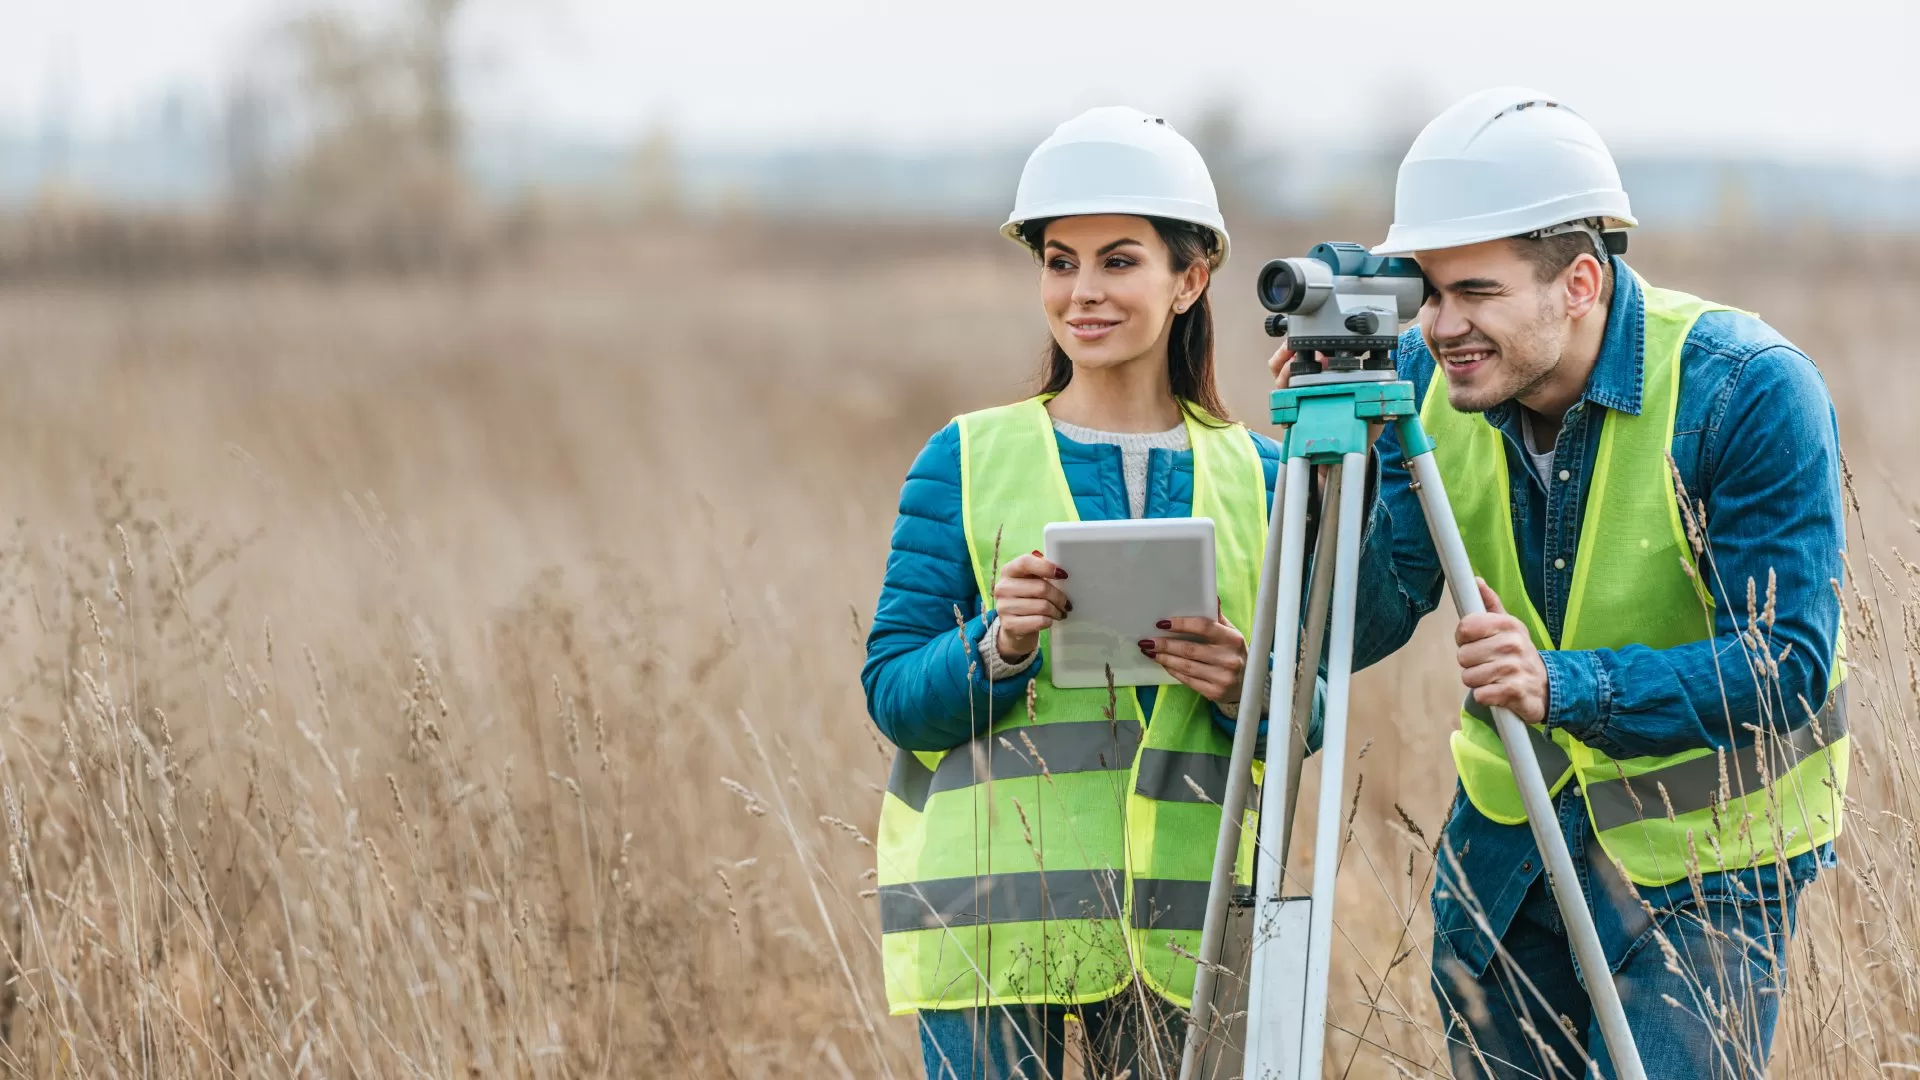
top-left (1276, 87), bottom-right (1850, 1077)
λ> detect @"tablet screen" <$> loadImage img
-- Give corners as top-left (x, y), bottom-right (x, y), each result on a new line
top-left (1043, 518), bottom-right (1216, 690)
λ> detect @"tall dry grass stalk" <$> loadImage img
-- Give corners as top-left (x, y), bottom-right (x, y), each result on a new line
top-left (0, 219), bottom-right (1912, 1077)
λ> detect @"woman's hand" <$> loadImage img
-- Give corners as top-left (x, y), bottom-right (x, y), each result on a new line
top-left (1141, 610), bottom-right (1248, 705)
top-left (992, 551), bottom-right (1071, 660)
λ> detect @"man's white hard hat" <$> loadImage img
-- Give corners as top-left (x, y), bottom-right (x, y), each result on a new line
top-left (1373, 87), bottom-right (1636, 257)
top-left (1004, 106), bottom-right (1230, 268)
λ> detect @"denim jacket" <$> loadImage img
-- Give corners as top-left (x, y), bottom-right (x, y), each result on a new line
top-left (1354, 258), bottom-right (1845, 976)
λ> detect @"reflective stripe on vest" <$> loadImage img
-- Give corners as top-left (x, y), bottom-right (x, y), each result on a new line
top-left (883, 720), bottom-right (1233, 814)
top-left (1421, 277), bottom-right (1850, 887)
top-left (876, 871), bottom-right (1213, 934)
top-left (1464, 695), bottom-right (1572, 788)
top-left (1582, 688), bottom-right (1848, 832)
top-left (874, 395), bottom-right (1268, 1014)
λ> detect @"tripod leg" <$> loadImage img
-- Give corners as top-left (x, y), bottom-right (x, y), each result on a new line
top-left (1276, 468), bottom-right (1341, 878)
top-left (1223, 468), bottom-right (1341, 1080)
top-left (1239, 454), bottom-right (1318, 1076)
top-left (1399, 425), bottom-right (1648, 1080)
top-left (1251, 454), bottom-right (1316, 895)
top-left (1194, 466), bottom-right (1340, 1080)
top-left (1180, 439), bottom-right (1291, 1079)
top-left (1288, 450), bottom-right (1371, 1080)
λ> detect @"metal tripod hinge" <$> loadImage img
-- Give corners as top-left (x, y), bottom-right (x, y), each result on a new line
top-left (1175, 373), bottom-right (1647, 1080)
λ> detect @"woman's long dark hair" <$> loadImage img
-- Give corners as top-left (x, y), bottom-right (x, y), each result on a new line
top-left (1019, 215), bottom-right (1229, 424)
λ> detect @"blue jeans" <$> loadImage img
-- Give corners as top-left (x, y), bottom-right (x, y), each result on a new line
top-left (917, 990), bottom-right (1183, 1080)
top-left (1434, 869), bottom-right (1799, 1079)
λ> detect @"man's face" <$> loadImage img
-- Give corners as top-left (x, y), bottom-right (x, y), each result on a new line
top-left (1415, 240), bottom-right (1571, 413)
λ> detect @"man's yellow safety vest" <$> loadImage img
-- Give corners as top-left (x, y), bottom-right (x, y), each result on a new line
top-left (874, 396), bottom-right (1268, 1014)
top-left (1420, 278), bottom-right (1849, 888)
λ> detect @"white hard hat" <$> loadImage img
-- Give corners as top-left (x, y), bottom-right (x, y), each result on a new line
top-left (1372, 87), bottom-right (1636, 257)
top-left (1003, 106), bottom-right (1230, 268)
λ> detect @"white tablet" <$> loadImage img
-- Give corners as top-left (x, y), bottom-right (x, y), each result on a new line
top-left (1042, 517), bottom-right (1217, 690)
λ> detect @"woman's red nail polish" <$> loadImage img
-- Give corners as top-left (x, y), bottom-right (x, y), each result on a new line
top-left (1031, 550), bottom-right (1043, 558)
top-left (1137, 640), bottom-right (1155, 651)
top-left (1054, 568), bottom-right (1068, 579)
top-left (1156, 619), bottom-right (1172, 630)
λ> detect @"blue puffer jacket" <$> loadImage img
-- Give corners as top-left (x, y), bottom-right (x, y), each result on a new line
top-left (862, 415), bottom-right (1283, 752)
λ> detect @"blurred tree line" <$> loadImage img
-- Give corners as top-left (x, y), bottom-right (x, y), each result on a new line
top-left (2, 0), bottom-right (525, 278)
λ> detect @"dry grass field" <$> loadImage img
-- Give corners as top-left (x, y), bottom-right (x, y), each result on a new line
top-left (0, 217), bottom-right (1915, 1077)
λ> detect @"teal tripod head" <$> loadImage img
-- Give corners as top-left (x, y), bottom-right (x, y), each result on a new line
top-left (1256, 242), bottom-right (1425, 377)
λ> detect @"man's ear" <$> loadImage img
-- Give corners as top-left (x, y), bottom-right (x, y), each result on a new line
top-left (1564, 254), bottom-right (1605, 319)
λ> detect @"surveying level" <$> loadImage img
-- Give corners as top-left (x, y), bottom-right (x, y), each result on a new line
top-left (1175, 244), bottom-right (1648, 1080)
top-left (1255, 241), bottom-right (1423, 367)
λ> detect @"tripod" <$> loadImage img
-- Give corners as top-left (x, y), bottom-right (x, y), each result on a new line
top-left (1175, 366), bottom-right (1647, 1080)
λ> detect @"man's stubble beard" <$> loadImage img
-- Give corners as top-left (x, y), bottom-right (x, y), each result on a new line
top-left (1449, 292), bottom-right (1565, 415)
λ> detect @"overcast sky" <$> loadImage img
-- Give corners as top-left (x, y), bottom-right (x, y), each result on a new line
top-left (4, 0), bottom-right (1918, 166)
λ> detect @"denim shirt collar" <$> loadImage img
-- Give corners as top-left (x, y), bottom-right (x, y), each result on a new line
top-left (1487, 255), bottom-right (1644, 426)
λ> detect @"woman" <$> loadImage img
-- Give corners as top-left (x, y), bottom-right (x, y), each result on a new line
top-left (862, 106), bottom-right (1280, 1079)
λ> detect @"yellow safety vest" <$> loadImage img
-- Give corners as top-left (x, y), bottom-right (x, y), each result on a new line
top-left (874, 395), bottom-right (1268, 1014)
top-left (1421, 278), bottom-right (1849, 888)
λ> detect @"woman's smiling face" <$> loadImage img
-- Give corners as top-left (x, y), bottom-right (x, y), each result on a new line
top-left (1041, 215), bottom-right (1203, 374)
